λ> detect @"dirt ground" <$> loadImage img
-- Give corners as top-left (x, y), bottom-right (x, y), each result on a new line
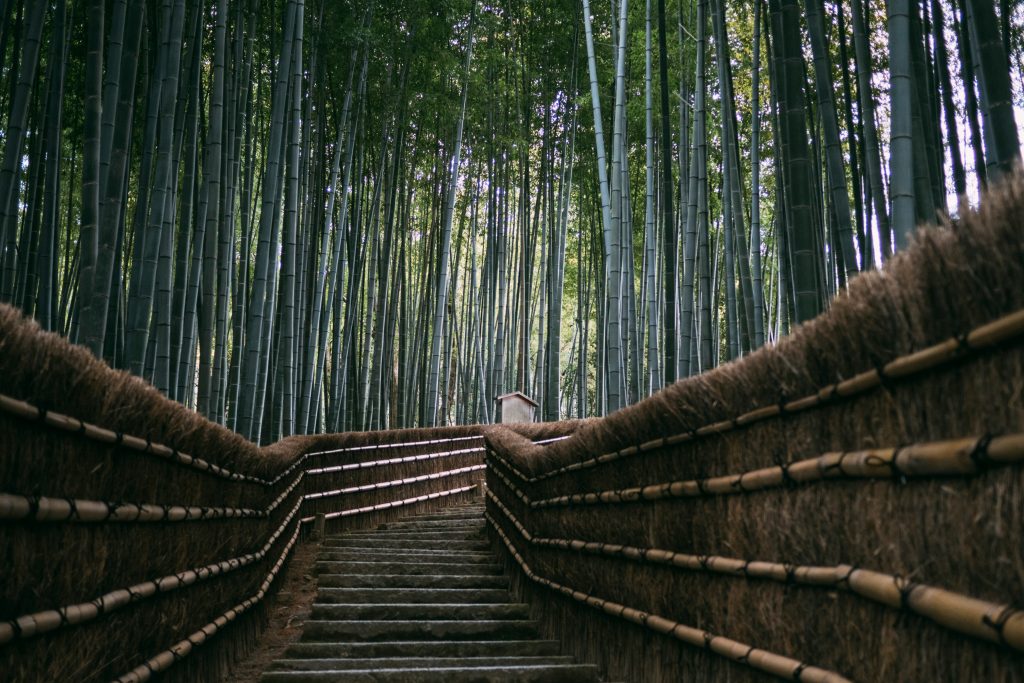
top-left (221, 540), bottom-right (321, 683)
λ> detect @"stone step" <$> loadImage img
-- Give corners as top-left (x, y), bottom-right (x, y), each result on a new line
top-left (309, 603), bottom-right (531, 621)
top-left (268, 656), bottom-right (575, 672)
top-left (338, 530), bottom-right (485, 541)
top-left (261, 664), bottom-right (600, 682)
top-left (376, 520), bottom-right (486, 531)
top-left (322, 539), bottom-right (490, 551)
top-left (315, 588), bottom-right (511, 605)
top-left (301, 619), bottom-right (540, 642)
top-left (283, 640), bottom-right (563, 660)
top-left (406, 512), bottom-right (484, 522)
top-left (316, 561), bottom-right (503, 576)
top-left (318, 550), bottom-right (496, 564)
top-left (318, 574), bottom-right (508, 589)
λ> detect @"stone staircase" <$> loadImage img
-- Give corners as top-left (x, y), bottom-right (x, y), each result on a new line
top-left (261, 501), bottom-right (602, 682)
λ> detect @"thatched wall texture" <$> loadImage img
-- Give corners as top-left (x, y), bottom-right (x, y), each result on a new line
top-left (486, 177), bottom-right (1024, 682)
top-left (0, 304), bottom-right (583, 682)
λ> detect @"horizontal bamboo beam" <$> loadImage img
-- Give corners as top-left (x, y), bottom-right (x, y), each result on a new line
top-left (304, 464), bottom-right (485, 501)
top-left (522, 433), bottom-right (1024, 508)
top-left (485, 511), bottom-right (851, 683)
top-left (486, 489), bottom-right (1024, 652)
top-left (0, 470), bottom-right (305, 523)
top-left (0, 497), bottom-right (303, 644)
top-left (268, 436), bottom-right (485, 485)
top-left (300, 484), bottom-right (478, 523)
top-left (305, 446), bottom-right (485, 477)
top-left (0, 394), bottom-right (272, 485)
top-left (111, 519), bottom-right (302, 683)
top-left (523, 307), bottom-right (1024, 482)
top-left (304, 435), bottom-right (483, 457)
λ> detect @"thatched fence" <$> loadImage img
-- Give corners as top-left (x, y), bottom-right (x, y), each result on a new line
top-left (0, 303), bottom-right (579, 682)
top-left (485, 177), bottom-right (1024, 681)
top-left (4, 178), bottom-right (1024, 682)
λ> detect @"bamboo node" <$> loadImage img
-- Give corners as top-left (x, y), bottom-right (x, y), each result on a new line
top-left (793, 661), bottom-right (809, 680)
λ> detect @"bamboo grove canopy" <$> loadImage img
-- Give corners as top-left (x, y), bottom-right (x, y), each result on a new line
top-left (0, 0), bottom-right (1020, 440)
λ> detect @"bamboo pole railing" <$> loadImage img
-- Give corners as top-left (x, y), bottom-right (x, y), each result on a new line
top-left (0, 392), bottom-right (492, 488)
top-left (527, 308), bottom-right (1024, 483)
top-left (0, 498), bottom-right (304, 644)
top-left (304, 446), bottom-right (485, 476)
top-left (0, 394), bottom-right (273, 485)
top-left (301, 484), bottom-right (478, 524)
top-left (486, 489), bottom-right (1024, 651)
top-left (0, 452), bottom-right (486, 524)
top-left (1, 394), bottom-right (487, 678)
top-left (303, 464), bottom-right (485, 501)
top-left (304, 435), bottom-right (484, 456)
top-left (0, 469), bottom-right (306, 523)
top-left (110, 520), bottom-right (303, 683)
top-left (485, 433), bottom-right (1024, 509)
top-left (485, 511), bottom-right (852, 683)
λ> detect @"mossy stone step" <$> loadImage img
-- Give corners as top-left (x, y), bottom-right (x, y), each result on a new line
top-left (308, 603), bottom-right (530, 621)
top-left (314, 588), bottom-right (511, 605)
top-left (300, 619), bottom-right (540, 642)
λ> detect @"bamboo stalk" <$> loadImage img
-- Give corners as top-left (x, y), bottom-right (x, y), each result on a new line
top-left (486, 511), bottom-right (851, 683)
top-left (486, 489), bottom-right (1024, 652)
top-left (0, 498), bottom-right (303, 644)
top-left (526, 307), bottom-right (1024, 482)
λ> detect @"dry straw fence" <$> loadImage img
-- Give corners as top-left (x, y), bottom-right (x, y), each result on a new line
top-left (1, 177), bottom-right (1023, 683)
top-left (0, 302), bottom-right (577, 682)
top-left (484, 177), bottom-right (1024, 681)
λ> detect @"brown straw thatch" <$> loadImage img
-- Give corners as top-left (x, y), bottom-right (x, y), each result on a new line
top-left (486, 175), bottom-right (1024, 682)
top-left (0, 299), bottom-right (584, 682)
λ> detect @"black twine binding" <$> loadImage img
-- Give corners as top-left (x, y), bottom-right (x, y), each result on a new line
top-left (838, 565), bottom-right (858, 589)
top-left (793, 662), bottom-right (809, 681)
top-left (888, 447), bottom-right (908, 483)
top-left (821, 451), bottom-right (851, 477)
top-left (969, 433), bottom-right (995, 472)
top-left (955, 331), bottom-right (972, 355)
top-left (981, 604), bottom-right (1019, 647)
top-left (773, 454), bottom-right (798, 488)
top-left (894, 575), bottom-right (917, 611)
top-left (783, 563), bottom-right (798, 585)
top-left (777, 396), bottom-right (790, 416)
top-left (65, 497), bottom-right (79, 521)
top-left (737, 646), bottom-right (755, 664)
top-left (875, 361), bottom-right (895, 392)
top-left (703, 632), bottom-right (715, 650)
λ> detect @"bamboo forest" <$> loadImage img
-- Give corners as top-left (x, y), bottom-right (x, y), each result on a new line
top-left (0, 0), bottom-right (1021, 442)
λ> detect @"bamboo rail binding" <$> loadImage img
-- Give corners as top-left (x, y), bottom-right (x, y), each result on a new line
top-left (485, 489), bottom-right (1024, 652)
top-left (527, 307), bottom-right (1024, 483)
top-left (486, 511), bottom-right (852, 683)
top-left (487, 433), bottom-right (1024, 508)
